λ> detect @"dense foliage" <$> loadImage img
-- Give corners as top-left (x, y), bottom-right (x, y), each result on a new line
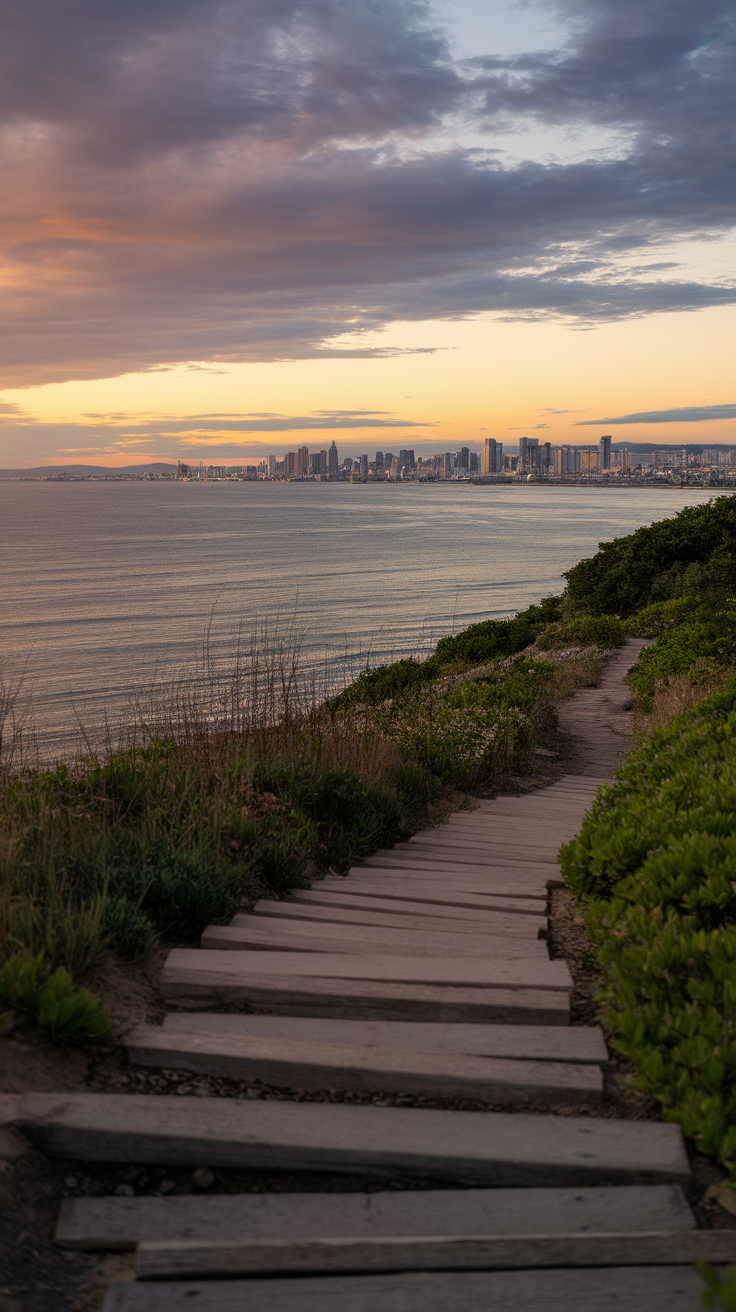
top-left (561, 683), bottom-right (736, 1168)
top-left (558, 496), bottom-right (736, 1170)
top-left (564, 495), bottom-right (736, 617)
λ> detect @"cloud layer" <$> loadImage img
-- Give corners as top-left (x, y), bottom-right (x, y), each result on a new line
top-left (579, 404), bottom-right (736, 424)
top-left (0, 0), bottom-right (734, 386)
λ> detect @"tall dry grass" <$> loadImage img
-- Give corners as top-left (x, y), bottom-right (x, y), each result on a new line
top-left (634, 671), bottom-right (731, 735)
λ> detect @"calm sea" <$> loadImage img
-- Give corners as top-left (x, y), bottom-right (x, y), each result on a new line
top-left (1, 480), bottom-right (721, 754)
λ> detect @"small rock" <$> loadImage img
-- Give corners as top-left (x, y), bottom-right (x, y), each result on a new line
top-left (114, 1183), bottom-right (135, 1197)
top-left (191, 1167), bottom-right (216, 1191)
top-left (705, 1183), bottom-right (736, 1216)
top-left (159, 1180), bottom-right (176, 1195)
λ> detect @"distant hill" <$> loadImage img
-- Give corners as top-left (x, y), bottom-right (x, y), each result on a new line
top-left (0, 463), bottom-right (179, 478)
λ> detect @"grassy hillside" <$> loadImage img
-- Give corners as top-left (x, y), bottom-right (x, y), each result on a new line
top-left (0, 595), bottom-right (613, 1037)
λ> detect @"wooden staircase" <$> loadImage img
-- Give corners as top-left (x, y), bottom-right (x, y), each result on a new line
top-left (8, 640), bottom-right (731, 1308)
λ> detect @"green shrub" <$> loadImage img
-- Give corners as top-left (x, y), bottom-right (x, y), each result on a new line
top-left (537, 615), bottom-right (624, 650)
top-left (564, 495), bottom-right (736, 616)
top-left (560, 683), bottom-right (736, 1170)
top-left (625, 607), bottom-right (736, 709)
top-left (626, 597), bottom-right (698, 637)
top-left (35, 970), bottom-right (112, 1043)
top-left (102, 896), bottom-right (157, 961)
top-left (699, 1260), bottom-right (736, 1310)
top-left (562, 615), bottom-right (625, 647)
top-left (0, 953), bottom-right (111, 1043)
top-left (338, 658), bottom-right (428, 705)
top-left (425, 597), bottom-right (562, 670)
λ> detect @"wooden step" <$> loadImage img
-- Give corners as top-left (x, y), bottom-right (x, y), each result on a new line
top-left (202, 921), bottom-right (548, 959)
top-left (55, 1184), bottom-right (695, 1251)
top-left (364, 851), bottom-right (558, 871)
top-left (291, 887), bottom-right (545, 919)
top-left (158, 1015), bottom-right (608, 1063)
top-left (100, 1266), bottom-right (707, 1311)
top-left (252, 898), bottom-right (546, 936)
top-left (337, 873), bottom-right (547, 901)
top-left (322, 876), bottom-right (549, 903)
top-left (135, 1229), bottom-right (736, 1279)
top-left (162, 949), bottom-right (571, 994)
top-left (126, 1027), bottom-right (602, 1104)
top-left (16, 1093), bottom-right (689, 1184)
top-left (161, 969), bottom-right (570, 1024)
top-left (408, 833), bottom-right (562, 854)
top-left (102, 1264), bottom-right (707, 1311)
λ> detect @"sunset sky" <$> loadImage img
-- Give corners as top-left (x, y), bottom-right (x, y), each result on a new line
top-left (1, 0), bottom-right (734, 467)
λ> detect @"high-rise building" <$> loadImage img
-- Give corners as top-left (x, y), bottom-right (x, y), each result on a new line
top-left (267, 454), bottom-right (276, 476)
top-left (598, 435), bottom-right (612, 471)
top-left (390, 456), bottom-right (400, 477)
top-left (309, 452), bottom-right (321, 475)
top-left (444, 452), bottom-right (454, 475)
top-left (297, 446), bottom-right (310, 477)
top-left (375, 451), bottom-right (384, 472)
top-left (398, 449), bottom-right (415, 470)
top-left (286, 451), bottom-right (297, 475)
top-left (360, 454), bottom-right (369, 477)
top-left (328, 441), bottom-right (339, 474)
top-left (519, 437), bottom-right (538, 473)
top-left (320, 449), bottom-right (328, 475)
top-left (456, 447), bottom-right (470, 470)
top-left (383, 451), bottom-right (394, 473)
top-left (481, 438), bottom-right (503, 474)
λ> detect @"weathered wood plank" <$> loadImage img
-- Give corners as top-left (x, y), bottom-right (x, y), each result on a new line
top-left (161, 970), bottom-right (570, 1024)
top-left (252, 898), bottom-right (545, 934)
top-left (161, 948), bottom-right (571, 993)
top-left (54, 1184), bottom-right (695, 1251)
top-left (19, 1093), bottom-right (689, 1185)
top-left (321, 877), bottom-right (549, 903)
top-left (101, 1266), bottom-right (705, 1311)
top-left (135, 1230), bottom-right (736, 1279)
top-left (201, 922), bottom-right (547, 960)
top-left (337, 874), bottom-right (547, 900)
top-left (156, 1014), bottom-right (591, 1058)
top-left (364, 851), bottom-right (559, 871)
top-left (126, 1027), bottom-right (602, 1104)
top-left (160, 1015), bottom-right (607, 1063)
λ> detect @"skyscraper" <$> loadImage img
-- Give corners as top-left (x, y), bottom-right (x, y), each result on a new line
top-left (360, 454), bottom-right (369, 477)
top-left (297, 445), bottom-right (310, 476)
top-left (482, 438), bottom-right (503, 474)
top-left (519, 437), bottom-right (538, 473)
top-left (598, 435), bottom-right (612, 471)
top-left (328, 441), bottom-right (339, 474)
top-left (375, 451), bottom-right (384, 472)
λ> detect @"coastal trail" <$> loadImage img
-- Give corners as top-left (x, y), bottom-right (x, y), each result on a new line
top-left (9, 637), bottom-right (726, 1309)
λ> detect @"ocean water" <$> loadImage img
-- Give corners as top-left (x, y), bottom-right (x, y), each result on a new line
top-left (1, 479), bottom-right (721, 753)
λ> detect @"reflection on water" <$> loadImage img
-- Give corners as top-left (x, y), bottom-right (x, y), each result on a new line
top-left (1, 479), bottom-right (721, 754)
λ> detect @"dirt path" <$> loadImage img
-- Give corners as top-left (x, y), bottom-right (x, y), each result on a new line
top-left (556, 638), bottom-right (648, 776)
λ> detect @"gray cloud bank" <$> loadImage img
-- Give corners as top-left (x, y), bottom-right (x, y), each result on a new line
top-left (0, 0), bottom-right (734, 387)
top-left (578, 404), bottom-right (736, 424)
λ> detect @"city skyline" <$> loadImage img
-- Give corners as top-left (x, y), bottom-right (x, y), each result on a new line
top-left (0, 0), bottom-right (733, 467)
